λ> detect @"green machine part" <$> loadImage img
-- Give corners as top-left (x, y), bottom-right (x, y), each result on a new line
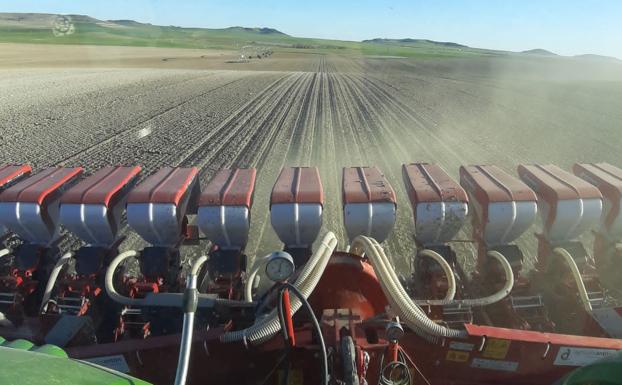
top-left (558, 351), bottom-right (622, 385)
top-left (0, 338), bottom-right (152, 385)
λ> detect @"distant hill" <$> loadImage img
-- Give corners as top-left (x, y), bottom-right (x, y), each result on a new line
top-left (226, 26), bottom-right (286, 35)
top-left (521, 48), bottom-right (557, 56)
top-left (0, 13), bottom-right (287, 35)
top-left (363, 38), bottom-right (468, 48)
top-left (0, 13), bottom-right (290, 47)
top-left (4, 12), bottom-right (617, 60)
top-left (574, 54), bottom-right (620, 62)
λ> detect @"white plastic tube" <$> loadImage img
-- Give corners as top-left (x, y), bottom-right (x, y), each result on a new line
top-left (0, 248), bottom-right (10, 259)
top-left (105, 251), bottom-right (248, 308)
top-left (191, 255), bottom-right (209, 276)
top-left (221, 232), bottom-right (338, 344)
top-left (174, 255), bottom-right (208, 385)
top-left (413, 249), bottom-right (457, 303)
top-left (414, 250), bottom-right (514, 307)
top-left (245, 259), bottom-right (266, 302)
top-left (553, 247), bottom-right (592, 312)
top-left (350, 236), bottom-right (467, 342)
top-left (40, 251), bottom-right (74, 313)
top-left (105, 250), bottom-right (144, 306)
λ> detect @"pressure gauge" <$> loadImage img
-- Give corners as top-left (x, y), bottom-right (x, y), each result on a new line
top-left (385, 319), bottom-right (404, 342)
top-left (265, 251), bottom-right (295, 282)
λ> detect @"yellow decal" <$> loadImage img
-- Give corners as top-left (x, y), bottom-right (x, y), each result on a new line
top-left (482, 338), bottom-right (511, 359)
top-left (278, 368), bottom-right (304, 385)
top-left (446, 350), bottom-right (470, 362)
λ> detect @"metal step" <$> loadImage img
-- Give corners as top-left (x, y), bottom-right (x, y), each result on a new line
top-left (587, 291), bottom-right (605, 309)
top-left (442, 304), bottom-right (473, 327)
top-left (0, 292), bottom-right (16, 305)
top-left (510, 295), bottom-right (543, 310)
top-left (121, 308), bottom-right (147, 327)
top-left (56, 295), bottom-right (86, 315)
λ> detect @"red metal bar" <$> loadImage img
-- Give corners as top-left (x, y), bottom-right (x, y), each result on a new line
top-left (387, 341), bottom-right (399, 362)
top-left (283, 288), bottom-right (296, 347)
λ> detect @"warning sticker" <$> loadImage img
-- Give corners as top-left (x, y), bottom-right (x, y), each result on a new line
top-left (482, 338), bottom-right (511, 359)
top-left (83, 355), bottom-right (130, 373)
top-left (554, 347), bottom-right (619, 367)
top-left (446, 350), bottom-right (469, 362)
top-left (471, 358), bottom-right (518, 372)
top-left (449, 341), bottom-right (474, 352)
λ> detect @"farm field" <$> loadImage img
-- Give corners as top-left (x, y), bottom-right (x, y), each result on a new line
top-left (2, 42), bottom-right (622, 277)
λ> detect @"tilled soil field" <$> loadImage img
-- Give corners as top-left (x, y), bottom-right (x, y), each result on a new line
top-left (2, 47), bottom-right (622, 276)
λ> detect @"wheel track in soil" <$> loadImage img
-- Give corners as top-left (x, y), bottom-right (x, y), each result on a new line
top-left (54, 72), bottom-right (257, 169)
top-left (0, 70), bottom-right (240, 167)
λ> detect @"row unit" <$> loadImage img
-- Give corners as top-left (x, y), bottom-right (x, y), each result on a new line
top-left (0, 162), bottom-right (620, 252)
top-left (404, 163), bottom-right (622, 247)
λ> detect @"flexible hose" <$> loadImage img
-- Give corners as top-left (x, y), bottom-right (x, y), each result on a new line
top-left (413, 249), bottom-right (456, 303)
top-left (0, 248), bottom-right (10, 259)
top-left (245, 258), bottom-right (267, 302)
top-left (350, 236), bottom-right (467, 342)
top-left (105, 251), bottom-right (246, 307)
top-left (191, 255), bottom-right (209, 276)
top-left (414, 250), bottom-right (514, 307)
top-left (553, 247), bottom-right (593, 312)
top-left (40, 252), bottom-right (74, 313)
top-left (174, 256), bottom-right (208, 385)
top-left (175, 274), bottom-right (197, 385)
top-left (221, 232), bottom-right (338, 344)
top-left (105, 250), bottom-right (144, 306)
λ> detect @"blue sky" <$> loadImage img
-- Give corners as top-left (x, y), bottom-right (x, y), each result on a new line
top-left (2, 0), bottom-right (622, 57)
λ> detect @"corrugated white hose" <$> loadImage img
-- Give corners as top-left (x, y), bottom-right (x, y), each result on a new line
top-left (413, 249), bottom-right (457, 304)
top-left (40, 251), bottom-right (74, 313)
top-left (350, 236), bottom-right (467, 342)
top-left (414, 250), bottom-right (514, 307)
top-left (553, 247), bottom-right (593, 312)
top-left (221, 232), bottom-right (338, 344)
top-left (0, 248), bottom-right (10, 259)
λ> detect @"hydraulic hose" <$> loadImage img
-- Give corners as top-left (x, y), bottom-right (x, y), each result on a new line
top-left (40, 251), bottom-right (74, 313)
top-left (414, 250), bottom-right (514, 307)
top-left (350, 236), bottom-right (467, 342)
top-left (221, 231), bottom-right (338, 344)
top-left (174, 255), bottom-right (208, 385)
top-left (553, 247), bottom-right (593, 312)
